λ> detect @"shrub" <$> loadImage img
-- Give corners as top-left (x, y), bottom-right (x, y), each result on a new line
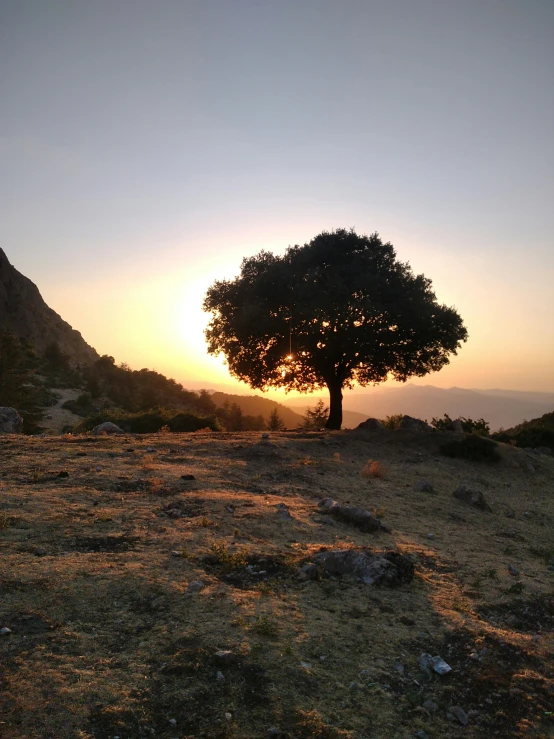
top-left (440, 434), bottom-right (501, 463)
top-left (361, 460), bottom-right (386, 478)
top-left (431, 413), bottom-right (490, 435)
top-left (380, 414), bottom-right (403, 429)
top-left (73, 408), bottom-right (221, 434)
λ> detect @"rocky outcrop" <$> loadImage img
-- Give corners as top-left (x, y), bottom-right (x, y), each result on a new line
top-left (0, 248), bottom-right (98, 366)
top-left (92, 422), bottom-right (124, 435)
top-left (0, 407), bottom-right (23, 433)
top-left (356, 418), bottom-right (384, 430)
top-left (397, 415), bottom-right (432, 431)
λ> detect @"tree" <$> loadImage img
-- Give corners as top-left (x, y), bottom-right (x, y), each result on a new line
top-left (0, 331), bottom-right (44, 432)
top-left (268, 407), bottom-right (285, 431)
top-left (203, 229), bottom-right (468, 429)
top-left (302, 399), bottom-right (329, 430)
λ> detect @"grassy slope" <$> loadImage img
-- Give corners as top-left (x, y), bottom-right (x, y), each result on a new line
top-left (0, 430), bottom-right (552, 739)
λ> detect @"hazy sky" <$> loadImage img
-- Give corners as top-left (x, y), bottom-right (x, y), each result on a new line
top-left (2, 0), bottom-right (553, 393)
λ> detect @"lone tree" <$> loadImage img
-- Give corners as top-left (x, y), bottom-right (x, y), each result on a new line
top-left (203, 229), bottom-right (468, 429)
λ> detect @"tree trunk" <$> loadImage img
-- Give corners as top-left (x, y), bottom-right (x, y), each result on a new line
top-left (325, 381), bottom-right (343, 430)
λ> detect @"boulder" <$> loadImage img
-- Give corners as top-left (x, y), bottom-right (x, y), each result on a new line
top-left (451, 419), bottom-right (465, 433)
top-left (453, 485), bottom-right (492, 512)
top-left (0, 407), bottom-right (23, 434)
top-left (317, 498), bottom-right (390, 533)
top-left (534, 446), bottom-right (552, 456)
top-left (397, 415), bottom-right (432, 431)
top-left (91, 421), bottom-right (123, 435)
top-left (356, 418), bottom-right (384, 430)
top-left (299, 548), bottom-right (414, 586)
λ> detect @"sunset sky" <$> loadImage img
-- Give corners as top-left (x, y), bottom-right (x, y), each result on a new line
top-left (2, 1), bottom-right (553, 394)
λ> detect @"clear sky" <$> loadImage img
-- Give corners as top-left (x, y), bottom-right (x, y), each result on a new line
top-left (1, 0), bottom-right (553, 393)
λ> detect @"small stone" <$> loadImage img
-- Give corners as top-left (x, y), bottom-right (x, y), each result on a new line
top-left (300, 661), bottom-right (312, 669)
top-left (216, 671), bottom-right (225, 682)
top-left (168, 718), bottom-right (177, 726)
top-left (224, 712), bottom-right (232, 721)
top-left (146, 446), bottom-right (155, 452)
top-left (1, 627), bottom-right (12, 636)
top-left (95, 466), bottom-right (102, 472)
top-left (349, 681), bottom-right (361, 690)
top-left (394, 662), bottom-right (404, 674)
top-left (57, 470), bottom-right (69, 478)
top-left (450, 705), bottom-right (469, 725)
top-left (527, 463), bottom-right (535, 473)
top-left (416, 731), bottom-right (430, 739)
top-left (276, 503), bottom-right (293, 520)
top-left (319, 655), bottom-right (326, 661)
top-left (422, 700), bottom-right (438, 713)
top-left (505, 508), bottom-right (516, 519)
top-left (171, 550), bottom-right (182, 557)
top-left (261, 433), bottom-right (269, 440)
top-left (508, 564), bottom-right (520, 576)
top-left (267, 728), bottom-right (281, 738)
top-left (467, 709), bottom-right (480, 719)
top-left (35, 547), bottom-right (47, 556)
top-left (187, 580), bottom-right (204, 593)
top-left (226, 505), bottom-right (235, 513)
top-left (181, 474), bottom-right (196, 480)
top-left (427, 533), bottom-right (436, 540)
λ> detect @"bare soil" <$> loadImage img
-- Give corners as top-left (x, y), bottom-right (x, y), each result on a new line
top-left (0, 429), bottom-right (552, 739)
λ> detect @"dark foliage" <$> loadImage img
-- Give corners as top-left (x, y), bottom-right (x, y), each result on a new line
top-left (440, 433), bottom-right (501, 462)
top-left (204, 228), bottom-right (467, 429)
top-left (0, 330), bottom-right (46, 432)
top-left (73, 408), bottom-right (221, 434)
top-left (492, 411), bottom-right (554, 452)
top-left (431, 413), bottom-right (490, 435)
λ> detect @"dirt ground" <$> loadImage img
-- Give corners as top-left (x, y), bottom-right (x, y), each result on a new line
top-left (0, 429), bottom-right (552, 739)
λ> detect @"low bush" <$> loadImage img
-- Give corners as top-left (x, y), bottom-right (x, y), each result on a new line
top-left (440, 433), bottom-right (501, 463)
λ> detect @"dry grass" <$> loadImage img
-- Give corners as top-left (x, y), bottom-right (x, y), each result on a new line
top-left (0, 429), bottom-right (553, 739)
top-left (361, 459), bottom-right (386, 479)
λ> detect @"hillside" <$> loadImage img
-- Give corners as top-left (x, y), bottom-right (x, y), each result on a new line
top-left (0, 249), bottom-right (98, 366)
top-left (0, 429), bottom-right (552, 738)
top-left (210, 391), bottom-right (304, 428)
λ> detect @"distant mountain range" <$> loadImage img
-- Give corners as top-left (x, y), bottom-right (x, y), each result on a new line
top-left (285, 385), bottom-right (554, 431)
top-left (0, 248), bottom-right (97, 365)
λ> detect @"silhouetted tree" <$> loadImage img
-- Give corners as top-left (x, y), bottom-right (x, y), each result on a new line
top-left (302, 399), bottom-right (329, 430)
top-left (268, 407), bottom-right (285, 431)
top-left (0, 331), bottom-right (43, 431)
top-left (204, 229), bottom-right (468, 429)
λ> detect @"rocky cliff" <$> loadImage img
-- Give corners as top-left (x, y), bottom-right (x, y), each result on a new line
top-left (0, 248), bottom-right (98, 365)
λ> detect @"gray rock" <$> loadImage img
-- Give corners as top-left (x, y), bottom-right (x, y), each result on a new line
top-left (261, 433), bottom-right (270, 440)
top-left (276, 503), bottom-right (293, 520)
top-left (427, 533), bottom-right (436, 540)
top-left (317, 498), bottom-right (390, 533)
top-left (0, 407), bottom-right (23, 434)
top-left (397, 415), bottom-right (432, 431)
top-left (356, 418), bottom-right (384, 430)
top-left (534, 446), bottom-right (552, 456)
top-left (450, 705), bottom-right (469, 725)
top-left (527, 462), bottom-right (536, 473)
top-left (416, 731), bottom-right (430, 739)
top-left (216, 670), bottom-right (225, 682)
top-left (187, 580), bottom-right (204, 593)
top-left (419, 653), bottom-right (452, 675)
top-left (422, 699), bottom-right (438, 714)
top-left (415, 480), bottom-right (434, 493)
top-left (451, 419), bottom-right (465, 433)
top-left (267, 728), bottom-right (282, 738)
top-left (91, 421), bottom-right (123, 435)
top-left (311, 548), bottom-right (414, 586)
top-left (453, 485), bottom-right (492, 512)
top-left (34, 547), bottom-right (47, 556)
top-left (0, 627), bottom-right (12, 636)
top-left (508, 564), bottom-right (520, 576)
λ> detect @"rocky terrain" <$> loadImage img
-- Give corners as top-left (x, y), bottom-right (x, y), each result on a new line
top-left (0, 248), bottom-right (98, 365)
top-left (0, 428), bottom-right (552, 739)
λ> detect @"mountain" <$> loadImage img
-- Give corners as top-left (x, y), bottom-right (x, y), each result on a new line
top-left (0, 248), bottom-right (98, 365)
top-left (342, 385), bottom-right (554, 431)
top-left (209, 391), bottom-right (304, 428)
top-left (284, 385), bottom-right (554, 431)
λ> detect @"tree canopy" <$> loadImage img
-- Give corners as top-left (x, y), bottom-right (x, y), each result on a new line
top-left (203, 229), bottom-right (468, 429)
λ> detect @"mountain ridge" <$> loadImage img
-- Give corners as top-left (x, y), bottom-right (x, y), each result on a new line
top-left (0, 247), bottom-right (98, 366)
